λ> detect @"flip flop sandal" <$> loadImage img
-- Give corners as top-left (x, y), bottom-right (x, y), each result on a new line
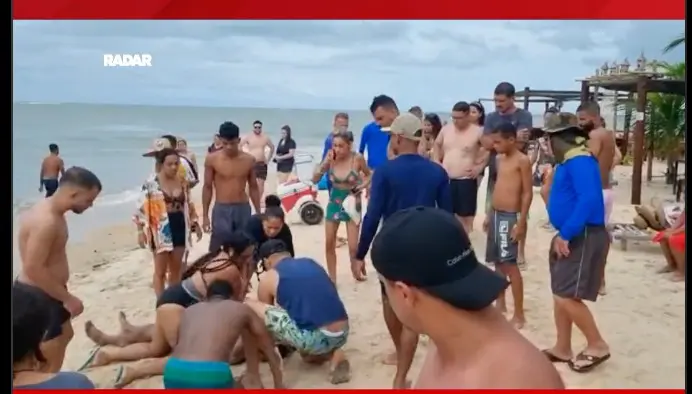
top-left (541, 349), bottom-right (570, 363)
top-left (112, 365), bottom-right (126, 389)
top-left (77, 346), bottom-right (102, 371)
top-left (568, 352), bottom-right (611, 373)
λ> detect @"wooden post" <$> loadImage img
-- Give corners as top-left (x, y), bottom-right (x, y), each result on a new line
top-left (523, 87), bottom-right (530, 110)
top-left (631, 77), bottom-right (647, 205)
top-left (580, 80), bottom-right (590, 103)
top-left (611, 91), bottom-right (619, 131)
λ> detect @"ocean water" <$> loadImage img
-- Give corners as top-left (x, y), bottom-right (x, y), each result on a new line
top-left (12, 102), bottom-right (626, 241)
top-left (12, 103), bottom-right (376, 240)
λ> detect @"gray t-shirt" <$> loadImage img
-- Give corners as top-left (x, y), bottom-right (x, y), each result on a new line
top-left (483, 108), bottom-right (533, 183)
top-left (15, 372), bottom-right (95, 389)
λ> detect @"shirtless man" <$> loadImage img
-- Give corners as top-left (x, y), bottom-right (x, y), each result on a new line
top-left (241, 120), bottom-right (274, 200)
top-left (203, 121), bottom-right (261, 252)
top-left (160, 280), bottom-right (284, 389)
top-left (39, 143), bottom-right (65, 198)
top-left (577, 102), bottom-right (616, 295)
top-left (17, 166), bottom-right (102, 372)
top-left (372, 207), bottom-right (563, 389)
top-left (434, 101), bottom-right (488, 233)
top-left (483, 122), bottom-right (533, 329)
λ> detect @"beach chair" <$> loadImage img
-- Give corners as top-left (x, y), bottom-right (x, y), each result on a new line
top-left (608, 223), bottom-right (653, 251)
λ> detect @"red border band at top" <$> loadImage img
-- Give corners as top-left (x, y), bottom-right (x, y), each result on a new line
top-left (11, 390), bottom-right (688, 393)
top-left (12, 0), bottom-right (685, 20)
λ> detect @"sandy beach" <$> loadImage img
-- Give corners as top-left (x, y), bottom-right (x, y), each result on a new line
top-left (44, 161), bottom-right (684, 389)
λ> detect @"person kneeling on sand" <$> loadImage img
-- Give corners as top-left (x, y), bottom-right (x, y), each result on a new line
top-left (371, 207), bottom-right (564, 388)
top-left (245, 240), bottom-right (352, 385)
top-left (162, 279), bottom-right (284, 389)
top-left (78, 233), bottom-right (266, 388)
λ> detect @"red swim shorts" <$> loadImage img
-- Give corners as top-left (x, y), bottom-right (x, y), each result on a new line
top-left (653, 231), bottom-right (685, 251)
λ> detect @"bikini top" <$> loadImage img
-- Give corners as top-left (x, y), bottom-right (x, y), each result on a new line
top-left (156, 177), bottom-right (186, 211)
top-left (329, 155), bottom-right (361, 187)
top-left (181, 256), bottom-right (238, 300)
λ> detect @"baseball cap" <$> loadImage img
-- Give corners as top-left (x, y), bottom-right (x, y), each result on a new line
top-left (371, 207), bottom-right (508, 311)
top-left (542, 112), bottom-right (580, 134)
top-left (257, 239), bottom-right (289, 261)
top-left (143, 138), bottom-right (174, 157)
top-left (381, 113), bottom-right (423, 141)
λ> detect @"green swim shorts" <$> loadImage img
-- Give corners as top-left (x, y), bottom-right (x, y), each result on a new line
top-left (264, 306), bottom-right (348, 356)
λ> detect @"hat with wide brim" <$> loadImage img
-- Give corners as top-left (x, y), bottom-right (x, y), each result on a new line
top-left (143, 138), bottom-right (174, 157)
top-left (542, 112), bottom-right (580, 134)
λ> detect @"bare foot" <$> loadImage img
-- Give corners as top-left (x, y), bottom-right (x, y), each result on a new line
top-left (329, 359), bottom-right (352, 385)
top-left (670, 272), bottom-right (685, 282)
top-left (238, 373), bottom-right (264, 389)
top-left (84, 321), bottom-right (110, 347)
top-left (657, 266), bottom-right (674, 274)
top-left (118, 311), bottom-right (136, 332)
top-left (336, 237), bottom-right (347, 248)
top-left (393, 378), bottom-right (412, 389)
top-left (510, 315), bottom-right (526, 330)
top-left (381, 351), bottom-right (397, 365)
top-left (598, 283), bottom-right (607, 296)
top-left (517, 260), bottom-right (527, 271)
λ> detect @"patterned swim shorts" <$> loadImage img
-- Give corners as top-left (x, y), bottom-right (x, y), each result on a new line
top-left (264, 306), bottom-right (348, 356)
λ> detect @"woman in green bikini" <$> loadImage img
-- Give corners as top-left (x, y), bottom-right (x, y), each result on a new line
top-left (313, 131), bottom-right (371, 284)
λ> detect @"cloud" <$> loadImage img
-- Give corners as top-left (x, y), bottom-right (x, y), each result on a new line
top-left (13, 20), bottom-right (684, 110)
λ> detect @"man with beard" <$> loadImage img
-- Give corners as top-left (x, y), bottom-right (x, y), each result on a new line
top-left (482, 82), bottom-right (533, 269)
top-left (540, 113), bottom-right (611, 373)
top-left (16, 167), bottom-right (102, 372)
top-left (240, 120), bottom-right (274, 200)
top-left (203, 122), bottom-right (261, 252)
top-left (576, 102), bottom-right (616, 295)
top-left (353, 112), bottom-right (452, 388)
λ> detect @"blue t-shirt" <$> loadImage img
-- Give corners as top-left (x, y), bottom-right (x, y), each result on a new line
top-left (356, 154), bottom-right (453, 259)
top-left (275, 257), bottom-right (348, 330)
top-left (15, 372), bottom-right (95, 389)
top-left (358, 121), bottom-right (390, 170)
top-left (547, 155), bottom-right (605, 241)
top-left (483, 108), bottom-right (533, 182)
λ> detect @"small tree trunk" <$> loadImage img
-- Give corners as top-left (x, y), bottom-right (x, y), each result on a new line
top-left (665, 151), bottom-right (679, 185)
top-left (646, 142), bottom-right (654, 182)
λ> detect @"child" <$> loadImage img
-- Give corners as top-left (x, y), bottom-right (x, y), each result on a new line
top-left (483, 122), bottom-right (533, 329)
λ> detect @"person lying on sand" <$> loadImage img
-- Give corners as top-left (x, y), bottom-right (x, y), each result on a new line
top-left (245, 240), bottom-right (352, 385)
top-left (78, 233), bottom-right (265, 387)
top-left (112, 280), bottom-right (284, 389)
top-left (653, 208), bottom-right (685, 282)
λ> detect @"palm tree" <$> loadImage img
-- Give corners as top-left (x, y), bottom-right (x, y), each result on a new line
top-left (644, 61), bottom-right (685, 182)
top-left (663, 34), bottom-right (685, 54)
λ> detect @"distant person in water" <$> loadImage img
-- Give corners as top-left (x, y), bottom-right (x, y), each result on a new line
top-left (13, 282), bottom-right (95, 389)
top-left (39, 143), bottom-right (65, 198)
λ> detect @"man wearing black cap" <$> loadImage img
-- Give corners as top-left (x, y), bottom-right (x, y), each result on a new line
top-left (245, 240), bottom-right (351, 385)
top-left (372, 207), bottom-right (564, 388)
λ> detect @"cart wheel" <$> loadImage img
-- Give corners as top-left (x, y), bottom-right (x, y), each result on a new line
top-left (300, 202), bottom-right (324, 225)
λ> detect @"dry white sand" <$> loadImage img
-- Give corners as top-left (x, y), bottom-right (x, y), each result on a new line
top-left (50, 161), bottom-right (684, 388)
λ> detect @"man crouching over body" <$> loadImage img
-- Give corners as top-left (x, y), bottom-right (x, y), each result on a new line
top-left (245, 240), bottom-right (351, 385)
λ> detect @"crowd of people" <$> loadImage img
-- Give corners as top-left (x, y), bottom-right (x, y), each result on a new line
top-left (14, 80), bottom-right (686, 389)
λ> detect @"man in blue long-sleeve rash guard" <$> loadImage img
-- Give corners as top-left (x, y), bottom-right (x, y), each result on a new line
top-left (542, 112), bottom-right (611, 373)
top-left (358, 121), bottom-right (390, 170)
top-left (352, 112), bottom-right (452, 388)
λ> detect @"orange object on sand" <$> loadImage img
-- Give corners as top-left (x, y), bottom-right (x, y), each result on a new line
top-left (654, 231), bottom-right (685, 251)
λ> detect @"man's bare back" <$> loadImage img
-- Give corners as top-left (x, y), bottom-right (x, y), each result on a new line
top-left (492, 153), bottom-right (531, 212)
top-left (242, 133), bottom-right (273, 164)
top-left (204, 151), bottom-right (257, 205)
top-left (41, 155), bottom-right (65, 181)
top-left (415, 332), bottom-right (564, 389)
top-left (588, 127), bottom-right (616, 190)
top-left (436, 124), bottom-right (484, 178)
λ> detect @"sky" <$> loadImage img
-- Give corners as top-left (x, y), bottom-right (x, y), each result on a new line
top-left (13, 20), bottom-right (685, 111)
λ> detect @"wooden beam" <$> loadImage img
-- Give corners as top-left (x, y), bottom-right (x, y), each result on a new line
top-left (523, 87), bottom-right (530, 110)
top-left (630, 77), bottom-right (647, 205)
top-left (580, 80), bottom-right (590, 103)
